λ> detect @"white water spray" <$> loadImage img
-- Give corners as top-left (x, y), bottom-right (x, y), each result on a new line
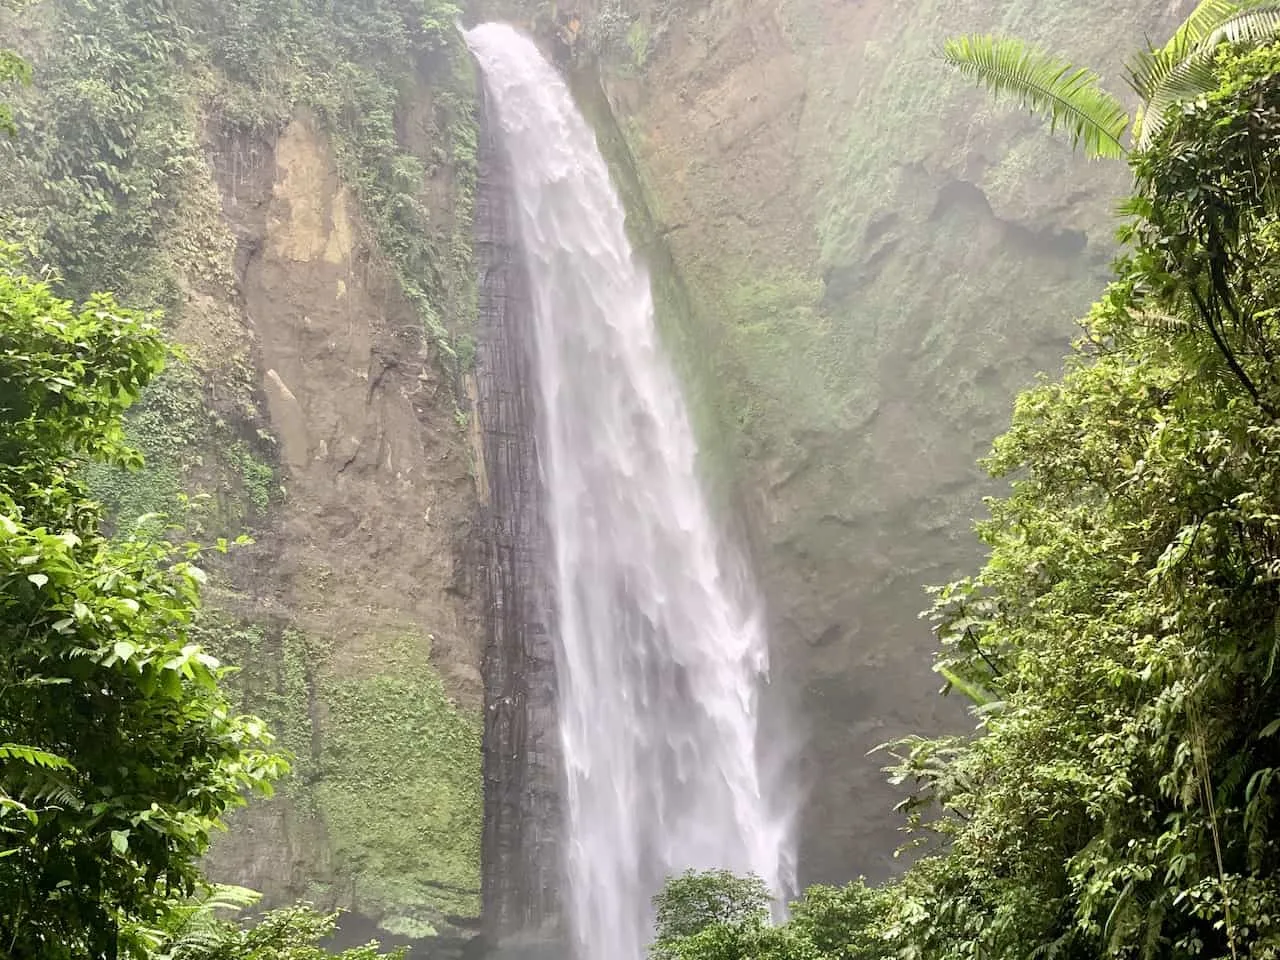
top-left (465, 23), bottom-right (793, 960)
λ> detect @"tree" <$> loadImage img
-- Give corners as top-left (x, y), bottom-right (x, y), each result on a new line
top-left (0, 260), bottom-right (287, 958)
top-left (650, 872), bottom-right (890, 960)
top-left (881, 41), bottom-right (1280, 960)
top-left (649, 869), bottom-right (786, 960)
top-left (653, 870), bottom-right (772, 947)
top-left (941, 0), bottom-right (1280, 159)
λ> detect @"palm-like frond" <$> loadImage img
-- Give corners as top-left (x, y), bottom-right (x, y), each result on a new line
top-left (1164, 0), bottom-right (1243, 64)
top-left (1123, 0), bottom-right (1229, 105)
top-left (1132, 2), bottom-right (1280, 148)
top-left (0, 743), bottom-right (74, 771)
top-left (1133, 55), bottom-right (1221, 148)
top-left (942, 34), bottom-right (1130, 159)
top-left (1208, 2), bottom-right (1280, 44)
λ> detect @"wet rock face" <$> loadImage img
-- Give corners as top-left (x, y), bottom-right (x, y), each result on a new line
top-left (472, 84), bottom-right (565, 949)
top-left (527, 0), bottom-right (1189, 889)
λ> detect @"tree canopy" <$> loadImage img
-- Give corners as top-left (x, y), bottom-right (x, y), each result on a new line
top-left (0, 258), bottom-right (289, 956)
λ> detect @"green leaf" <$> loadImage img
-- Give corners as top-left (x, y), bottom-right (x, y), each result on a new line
top-left (1132, 2), bottom-right (1280, 148)
top-left (941, 34), bottom-right (1130, 159)
top-left (0, 744), bottom-right (74, 771)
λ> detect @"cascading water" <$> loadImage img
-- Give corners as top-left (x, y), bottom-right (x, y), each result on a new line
top-left (465, 23), bottom-right (793, 960)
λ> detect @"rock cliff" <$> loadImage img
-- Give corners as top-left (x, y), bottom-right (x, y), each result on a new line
top-left (532, 0), bottom-right (1186, 884)
top-left (0, 1), bottom-right (487, 952)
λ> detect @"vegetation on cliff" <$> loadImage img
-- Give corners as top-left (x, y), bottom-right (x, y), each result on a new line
top-left (0, 0), bottom-right (485, 941)
top-left (0, 249), bottom-right (400, 957)
top-left (942, 0), bottom-right (1280, 159)
top-left (653, 36), bottom-right (1280, 960)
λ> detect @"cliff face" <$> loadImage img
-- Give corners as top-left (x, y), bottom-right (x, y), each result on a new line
top-left (0, 1), bottom-right (488, 952)
top-left (546, 0), bottom-right (1186, 883)
top-left (472, 84), bottom-right (564, 950)
top-left (199, 113), bottom-right (484, 948)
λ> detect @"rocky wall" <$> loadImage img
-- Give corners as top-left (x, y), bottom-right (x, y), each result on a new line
top-left (538, 0), bottom-right (1189, 884)
top-left (199, 113), bottom-right (484, 953)
top-left (471, 80), bottom-right (566, 952)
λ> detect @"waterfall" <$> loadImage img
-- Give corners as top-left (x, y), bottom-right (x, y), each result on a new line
top-left (465, 23), bottom-right (793, 960)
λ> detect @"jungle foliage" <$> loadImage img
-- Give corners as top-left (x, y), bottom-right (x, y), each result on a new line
top-left (654, 37), bottom-right (1280, 960)
top-left (0, 0), bottom-right (476, 351)
top-left (943, 0), bottom-right (1280, 159)
top-left (0, 252), bottom-right (400, 958)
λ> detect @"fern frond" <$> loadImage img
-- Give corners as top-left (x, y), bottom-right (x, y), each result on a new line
top-left (0, 747), bottom-right (82, 810)
top-left (1135, 310), bottom-right (1195, 335)
top-left (942, 34), bottom-right (1130, 159)
top-left (199, 884), bottom-right (260, 914)
top-left (25, 771), bottom-right (81, 810)
top-left (1134, 3), bottom-right (1280, 148)
top-left (0, 743), bottom-right (74, 771)
top-left (1207, 2), bottom-right (1280, 45)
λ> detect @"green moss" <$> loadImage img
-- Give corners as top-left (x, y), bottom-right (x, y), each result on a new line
top-left (312, 634), bottom-right (482, 926)
top-left (712, 264), bottom-right (863, 453)
top-left (202, 620), bottom-right (481, 930)
top-left (228, 441), bottom-right (277, 516)
top-left (85, 356), bottom-right (279, 537)
top-left (84, 362), bottom-right (205, 523)
top-left (196, 620), bottom-right (315, 772)
top-left (626, 19), bottom-right (651, 69)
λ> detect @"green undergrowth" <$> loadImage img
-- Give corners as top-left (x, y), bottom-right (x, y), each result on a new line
top-left (711, 264), bottom-right (857, 457)
top-left (84, 359), bottom-right (278, 537)
top-left (201, 618), bottom-right (483, 935)
top-left (195, 0), bottom-right (479, 367)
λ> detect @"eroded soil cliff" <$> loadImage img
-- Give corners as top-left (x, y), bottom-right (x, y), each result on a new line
top-left (199, 114), bottom-right (484, 946)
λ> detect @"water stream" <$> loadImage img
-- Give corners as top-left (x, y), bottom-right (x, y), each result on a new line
top-left (465, 24), bottom-right (793, 960)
